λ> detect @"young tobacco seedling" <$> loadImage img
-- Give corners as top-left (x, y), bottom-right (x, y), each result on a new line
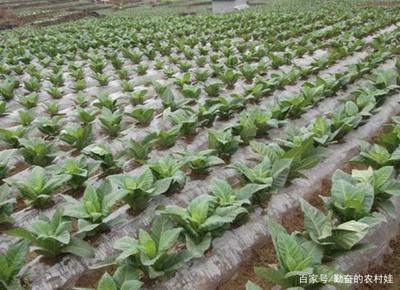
top-left (181, 85), bottom-right (201, 100)
top-left (0, 184), bottom-right (14, 224)
top-left (130, 90), bottom-right (148, 105)
top-left (93, 94), bottom-right (120, 112)
top-left (75, 107), bottom-right (97, 125)
top-left (0, 127), bottom-right (27, 148)
top-left (220, 69), bottom-right (240, 89)
top-left (113, 216), bottom-right (190, 279)
top-left (43, 101), bottom-right (60, 116)
top-left (83, 144), bottom-right (123, 174)
top-left (0, 80), bottom-right (17, 101)
top-left (98, 108), bottom-right (124, 137)
top-left (126, 106), bottom-right (154, 126)
top-left (204, 82), bottom-right (223, 97)
top-left (197, 102), bottom-right (221, 127)
top-left (247, 218), bottom-right (341, 289)
top-left (350, 141), bottom-right (400, 168)
top-left (229, 156), bottom-right (292, 201)
top-left (325, 167), bottom-right (400, 221)
top-left (210, 178), bottom-right (268, 207)
top-left (250, 137), bottom-right (328, 180)
top-left (161, 194), bottom-right (247, 257)
top-left (300, 199), bottom-right (370, 257)
top-left (48, 156), bottom-right (99, 189)
top-left (7, 208), bottom-right (94, 258)
top-left (0, 240), bottom-right (28, 290)
top-left (148, 155), bottom-right (186, 193)
top-left (17, 94), bottom-right (38, 109)
top-left (0, 101), bottom-right (6, 115)
top-left (205, 95), bottom-right (244, 119)
top-left (7, 166), bottom-right (69, 207)
top-left (176, 149), bottom-right (224, 175)
top-left (75, 271), bottom-right (142, 290)
top-left (35, 116), bottom-right (63, 137)
top-left (0, 149), bottom-right (16, 182)
top-left (207, 128), bottom-right (242, 158)
top-left (46, 87), bottom-right (63, 99)
top-left (165, 107), bottom-right (199, 135)
top-left (63, 182), bottom-right (125, 236)
top-left (154, 126), bottom-right (180, 149)
top-left (307, 115), bottom-right (339, 146)
top-left (17, 110), bottom-right (34, 127)
top-left (108, 167), bottom-right (169, 211)
top-left (19, 137), bottom-right (58, 166)
top-left (123, 134), bottom-right (157, 164)
top-left (229, 114), bottom-right (258, 144)
top-left (60, 124), bottom-right (94, 150)
top-left (330, 101), bottom-right (363, 139)
top-left (160, 88), bottom-right (189, 111)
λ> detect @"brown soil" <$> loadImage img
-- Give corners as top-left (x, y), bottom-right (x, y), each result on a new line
top-left (27, 251), bottom-right (38, 263)
top-left (0, 8), bottom-right (21, 29)
top-left (354, 1), bottom-right (400, 8)
top-left (356, 226), bottom-right (400, 290)
top-left (342, 162), bottom-right (369, 173)
top-left (218, 238), bottom-right (277, 290)
top-left (14, 196), bottom-right (27, 212)
top-left (0, 7), bottom-right (100, 30)
top-left (7, 161), bottom-right (29, 178)
top-left (368, 122), bottom-right (393, 144)
top-left (33, 10), bottom-right (101, 28)
top-left (75, 265), bottom-right (117, 288)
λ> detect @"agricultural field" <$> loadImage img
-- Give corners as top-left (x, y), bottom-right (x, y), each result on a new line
top-left (1, 0), bottom-right (400, 289)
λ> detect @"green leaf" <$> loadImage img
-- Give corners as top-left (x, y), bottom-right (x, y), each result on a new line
top-left (185, 234), bottom-right (211, 258)
top-left (236, 183), bottom-right (269, 200)
top-left (158, 228), bottom-right (182, 253)
top-left (97, 272), bottom-right (117, 290)
top-left (112, 265), bottom-right (140, 286)
top-left (6, 240), bottom-right (28, 271)
top-left (301, 199), bottom-right (332, 242)
top-left (138, 229), bottom-right (157, 258)
top-left (377, 199), bottom-right (396, 218)
top-left (114, 237), bottom-right (139, 262)
top-left (120, 280), bottom-right (143, 290)
top-left (245, 281), bottom-right (263, 290)
top-left (6, 228), bottom-right (37, 242)
top-left (271, 158), bottom-right (292, 190)
top-left (254, 267), bottom-right (290, 288)
top-left (62, 237), bottom-right (94, 258)
top-left (333, 221), bottom-right (369, 250)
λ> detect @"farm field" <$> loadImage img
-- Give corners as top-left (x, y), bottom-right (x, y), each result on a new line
top-left (0, 0), bottom-right (212, 28)
top-left (1, 1), bottom-right (400, 290)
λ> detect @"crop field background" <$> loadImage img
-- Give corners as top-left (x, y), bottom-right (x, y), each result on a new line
top-left (1, 0), bottom-right (400, 289)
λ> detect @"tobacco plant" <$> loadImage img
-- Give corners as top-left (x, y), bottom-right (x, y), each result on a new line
top-left (0, 184), bottom-right (14, 225)
top-left (176, 149), bottom-right (224, 175)
top-left (48, 156), bottom-right (99, 189)
top-left (0, 240), bottom-right (28, 290)
top-left (7, 166), bottom-right (69, 207)
top-left (112, 216), bottom-right (190, 279)
top-left (19, 137), bottom-right (58, 166)
top-left (63, 182), bottom-right (125, 236)
top-left (207, 128), bottom-right (242, 158)
top-left (148, 155), bottom-right (186, 192)
top-left (108, 167), bottom-right (169, 211)
top-left (7, 208), bottom-right (94, 258)
top-left (161, 194), bottom-right (247, 257)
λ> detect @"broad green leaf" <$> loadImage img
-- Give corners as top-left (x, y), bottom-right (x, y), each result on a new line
top-left (301, 199), bottom-right (332, 242)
